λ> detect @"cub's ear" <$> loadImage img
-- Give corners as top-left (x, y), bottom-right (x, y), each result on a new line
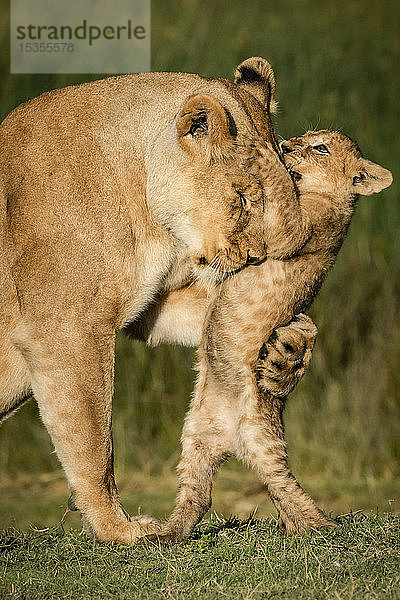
top-left (353, 159), bottom-right (393, 196)
top-left (234, 57), bottom-right (277, 113)
top-left (176, 94), bottom-right (236, 162)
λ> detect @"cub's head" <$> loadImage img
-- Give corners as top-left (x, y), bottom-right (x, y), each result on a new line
top-left (149, 58), bottom-right (279, 283)
top-left (281, 130), bottom-right (392, 201)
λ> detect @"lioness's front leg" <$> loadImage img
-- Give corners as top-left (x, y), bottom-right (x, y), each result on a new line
top-left (12, 319), bottom-right (160, 545)
top-left (125, 282), bottom-right (211, 348)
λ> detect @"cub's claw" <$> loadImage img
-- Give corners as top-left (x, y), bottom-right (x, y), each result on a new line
top-left (256, 313), bottom-right (317, 398)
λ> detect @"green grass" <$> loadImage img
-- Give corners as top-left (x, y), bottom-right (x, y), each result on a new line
top-left (0, 0), bottom-right (399, 547)
top-left (1, 468), bottom-right (399, 534)
top-left (1, 513), bottom-right (399, 599)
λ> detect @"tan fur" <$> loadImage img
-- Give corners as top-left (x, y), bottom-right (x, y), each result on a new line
top-left (151, 130), bottom-right (392, 542)
top-left (0, 58), bottom-right (303, 544)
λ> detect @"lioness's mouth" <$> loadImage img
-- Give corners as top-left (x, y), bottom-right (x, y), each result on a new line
top-left (196, 255), bottom-right (239, 272)
top-left (195, 251), bottom-right (246, 279)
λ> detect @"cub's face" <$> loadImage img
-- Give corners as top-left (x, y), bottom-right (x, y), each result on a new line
top-left (281, 130), bottom-right (392, 201)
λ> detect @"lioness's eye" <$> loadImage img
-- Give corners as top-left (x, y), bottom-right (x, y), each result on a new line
top-left (238, 192), bottom-right (249, 210)
top-left (313, 144), bottom-right (330, 155)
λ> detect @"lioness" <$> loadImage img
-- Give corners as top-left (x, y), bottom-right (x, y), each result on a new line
top-left (0, 58), bottom-right (315, 544)
top-left (145, 130), bottom-right (392, 542)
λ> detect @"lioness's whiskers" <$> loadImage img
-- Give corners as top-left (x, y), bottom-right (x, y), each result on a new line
top-left (208, 251), bottom-right (222, 269)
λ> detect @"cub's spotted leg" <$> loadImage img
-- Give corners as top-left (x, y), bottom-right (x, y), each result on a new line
top-left (236, 389), bottom-right (337, 534)
top-left (148, 366), bottom-right (236, 543)
top-left (12, 320), bottom-right (160, 545)
top-left (256, 314), bottom-right (317, 398)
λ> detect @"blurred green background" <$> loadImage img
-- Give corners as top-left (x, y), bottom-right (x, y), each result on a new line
top-left (0, 0), bottom-right (399, 529)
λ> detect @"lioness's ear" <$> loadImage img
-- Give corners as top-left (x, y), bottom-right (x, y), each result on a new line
top-left (177, 94), bottom-right (235, 162)
top-left (353, 159), bottom-right (393, 196)
top-left (234, 57), bottom-right (277, 113)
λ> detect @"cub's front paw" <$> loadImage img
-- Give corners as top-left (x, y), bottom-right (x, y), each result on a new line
top-left (256, 313), bottom-right (317, 398)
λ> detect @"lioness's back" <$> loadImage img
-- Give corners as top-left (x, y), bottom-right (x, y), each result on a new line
top-left (0, 71), bottom-right (268, 155)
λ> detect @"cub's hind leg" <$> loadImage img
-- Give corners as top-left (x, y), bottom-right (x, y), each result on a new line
top-left (236, 387), bottom-right (336, 533)
top-left (154, 315), bottom-right (320, 542)
top-left (150, 361), bottom-right (236, 543)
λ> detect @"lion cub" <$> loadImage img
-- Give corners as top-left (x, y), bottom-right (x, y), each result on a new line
top-left (156, 130), bottom-right (392, 541)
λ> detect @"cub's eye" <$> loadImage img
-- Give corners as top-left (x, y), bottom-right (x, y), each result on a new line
top-left (353, 172), bottom-right (366, 185)
top-left (313, 144), bottom-right (330, 155)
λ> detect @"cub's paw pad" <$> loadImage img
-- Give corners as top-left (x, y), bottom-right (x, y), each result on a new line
top-left (256, 314), bottom-right (318, 397)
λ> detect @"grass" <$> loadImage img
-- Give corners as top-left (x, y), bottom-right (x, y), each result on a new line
top-left (0, 0), bottom-right (399, 582)
top-left (1, 469), bottom-right (399, 534)
top-left (1, 513), bottom-right (399, 599)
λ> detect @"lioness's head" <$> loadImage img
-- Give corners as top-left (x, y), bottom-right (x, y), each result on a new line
top-left (281, 130), bottom-right (393, 200)
top-left (177, 102), bottom-right (273, 279)
top-left (147, 58), bottom-right (280, 282)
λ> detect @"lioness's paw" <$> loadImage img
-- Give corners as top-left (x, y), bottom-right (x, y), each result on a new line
top-left (256, 313), bottom-right (317, 398)
top-left (82, 514), bottom-right (163, 545)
